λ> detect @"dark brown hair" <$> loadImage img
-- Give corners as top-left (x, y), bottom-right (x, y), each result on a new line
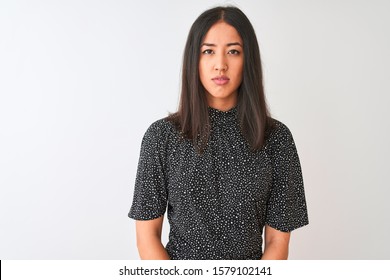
top-left (168, 6), bottom-right (273, 153)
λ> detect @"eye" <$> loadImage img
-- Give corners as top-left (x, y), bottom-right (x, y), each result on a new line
top-left (202, 49), bottom-right (214, 55)
top-left (228, 49), bottom-right (240, 55)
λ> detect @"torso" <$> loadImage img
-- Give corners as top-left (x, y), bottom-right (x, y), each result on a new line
top-left (160, 107), bottom-right (275, 259)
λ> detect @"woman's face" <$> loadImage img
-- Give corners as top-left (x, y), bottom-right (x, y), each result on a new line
top-left (199, 21), bottom-right (244, 111)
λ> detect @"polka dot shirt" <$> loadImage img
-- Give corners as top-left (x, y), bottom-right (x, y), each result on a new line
top-left (129, 106), bottom-right (309, 260)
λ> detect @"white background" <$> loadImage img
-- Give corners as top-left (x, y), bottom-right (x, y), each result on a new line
top-left (1, 0), bottom-right (389, 259)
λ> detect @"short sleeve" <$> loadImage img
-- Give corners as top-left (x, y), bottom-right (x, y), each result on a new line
top-left (265, 122), bottom-right (309, 232)
top-left (128, 121), bottom-right (168, 220)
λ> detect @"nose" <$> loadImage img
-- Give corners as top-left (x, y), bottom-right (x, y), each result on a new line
top-left (214, 54), bottom-right (228, 72)
top-left (215, 64), bottom-right (228, 72)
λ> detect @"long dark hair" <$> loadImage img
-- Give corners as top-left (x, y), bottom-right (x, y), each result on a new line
top-left (168, 6), bottom-right (273, 153)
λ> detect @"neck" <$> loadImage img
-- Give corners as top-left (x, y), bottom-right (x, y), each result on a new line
top-left (206, 95), bottom-right (237, 112)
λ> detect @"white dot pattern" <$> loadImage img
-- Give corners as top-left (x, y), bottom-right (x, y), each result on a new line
top-left (129, 107), bottom-right (308, 259)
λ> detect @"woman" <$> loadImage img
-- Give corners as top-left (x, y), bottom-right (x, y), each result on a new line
top-left (129, 6), bottom-right (309, 260)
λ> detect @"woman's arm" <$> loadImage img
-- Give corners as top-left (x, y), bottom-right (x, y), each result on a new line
top-left (135, 216), bottom-right (170, 260)
top-left (261, 225), bottom-right (291, 260)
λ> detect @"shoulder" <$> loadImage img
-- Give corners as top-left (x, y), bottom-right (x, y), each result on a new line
top-left (265, 118), bottom-right (298, 154)
top-left (145, 117), bottom-right (175, 135)
top-left (141, 117), bottom-right (179, 147)
top-left (267, 118), bottom-right (294, 142)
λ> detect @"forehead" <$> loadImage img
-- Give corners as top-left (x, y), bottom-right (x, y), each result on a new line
top-left (202, 21), bottom-right (242, 44)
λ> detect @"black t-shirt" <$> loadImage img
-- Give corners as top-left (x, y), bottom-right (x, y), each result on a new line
top-left (129, 107), bottom-right (309, 259)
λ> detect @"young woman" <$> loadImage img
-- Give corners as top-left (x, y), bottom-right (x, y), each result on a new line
top-left (129, 6), bottom-right (309, 260)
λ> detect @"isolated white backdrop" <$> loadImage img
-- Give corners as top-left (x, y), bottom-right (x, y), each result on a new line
top-left (1, 0), bottom-right (389, 259)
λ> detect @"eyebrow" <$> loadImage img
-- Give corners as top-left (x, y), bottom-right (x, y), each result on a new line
top-left (201, 42), bottom-right (242, 47)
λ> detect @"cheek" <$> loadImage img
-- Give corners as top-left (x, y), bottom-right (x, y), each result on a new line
top-left (198, 59), bottom-right (209, 75)
top-left (232, 61), bottom-right (244, 81)
top-left (198, 66), bottom-right (205, 83)
top-left (199, 61), bottom-right (212, 88)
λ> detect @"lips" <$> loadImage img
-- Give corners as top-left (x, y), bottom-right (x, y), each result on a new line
top-left (212, 75), bottom-right (230, 85)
